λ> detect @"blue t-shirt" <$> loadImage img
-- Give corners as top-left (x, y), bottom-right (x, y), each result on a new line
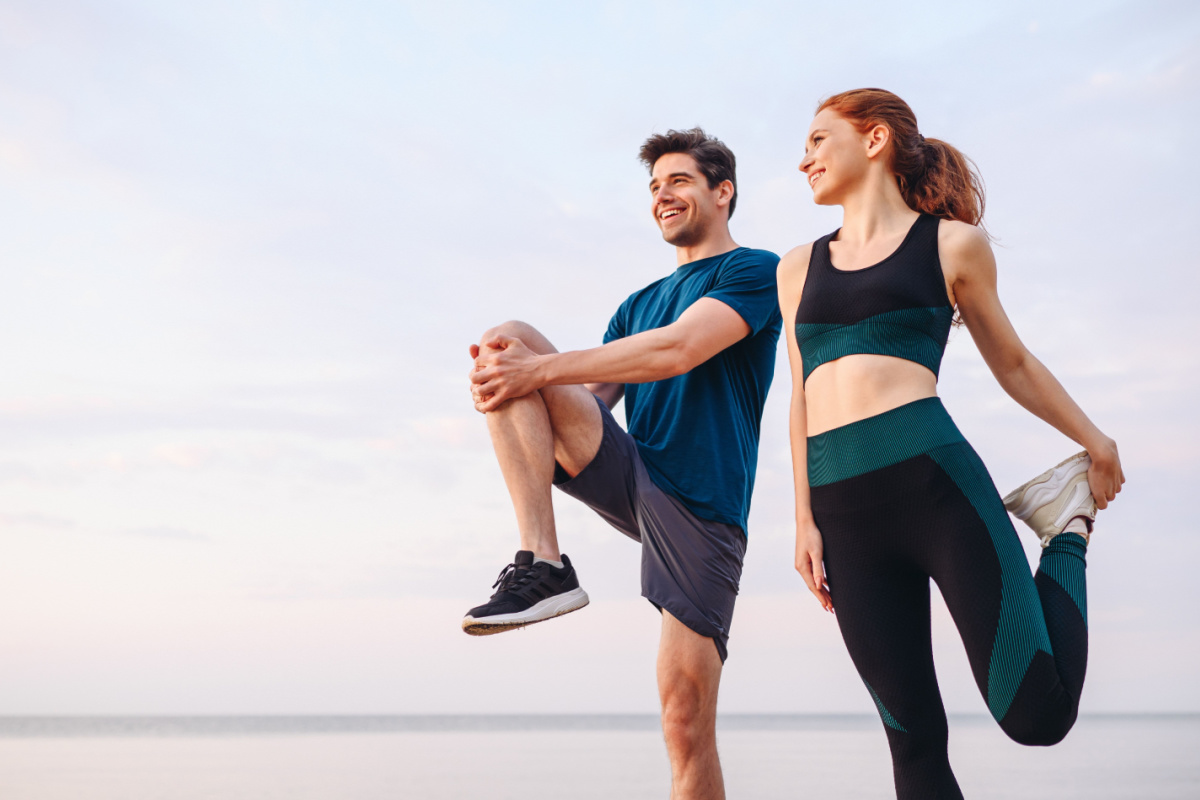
top-left (604, 247), bottom-right (782, 534)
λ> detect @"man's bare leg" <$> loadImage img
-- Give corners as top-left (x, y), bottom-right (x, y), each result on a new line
top-left (474, 320), bottom-right (604, 560)
top-left (483, 389), bottom-right (561, 559)
top-left (658, 610), bottom-right (725, 800)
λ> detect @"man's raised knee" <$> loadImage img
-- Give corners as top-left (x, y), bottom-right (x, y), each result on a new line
top-left (478, 320), bottom-right (554, 355)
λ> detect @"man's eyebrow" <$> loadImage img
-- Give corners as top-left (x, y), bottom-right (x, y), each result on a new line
top-left (649, 171), bottom-right (696, 188)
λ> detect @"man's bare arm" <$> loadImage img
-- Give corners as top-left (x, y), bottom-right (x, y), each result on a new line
top-left (470, 297), bottom-right (750, 413)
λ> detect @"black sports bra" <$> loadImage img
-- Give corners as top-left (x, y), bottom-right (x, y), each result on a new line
top-left (794, 214), bottom-right (954, 384)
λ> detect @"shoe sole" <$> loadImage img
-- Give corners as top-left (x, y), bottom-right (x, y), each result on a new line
top-left (461, 588), bottom-right (590, 636)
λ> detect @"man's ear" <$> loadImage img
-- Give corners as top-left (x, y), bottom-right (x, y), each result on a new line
top-left (865, 123), bottom-right (891, 161)
top-left (716, 179), bottom-right (734, 207)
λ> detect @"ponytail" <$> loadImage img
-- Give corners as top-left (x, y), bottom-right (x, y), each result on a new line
top-left (817, 89), bottom-right (986, 231)
top-left (906, 136), bottom-right (985, 228)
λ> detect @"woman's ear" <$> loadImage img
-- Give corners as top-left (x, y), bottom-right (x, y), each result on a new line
top-left (865, 123), bottom-right (891, 160)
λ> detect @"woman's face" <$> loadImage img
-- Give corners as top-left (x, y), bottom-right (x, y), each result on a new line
top-left (799, 108), bottom-right (875, 206)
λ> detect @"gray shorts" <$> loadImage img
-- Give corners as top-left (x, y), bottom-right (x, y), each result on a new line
top-left (553, 397), bottom-right (747, 662)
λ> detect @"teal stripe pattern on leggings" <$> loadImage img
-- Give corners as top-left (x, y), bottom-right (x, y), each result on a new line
top-left (927, 443), bottom-right (1053, 723)
top-left (1038, 533), bottom-right (1088, 627)
top-left (806, 397), bottom-right (964, 488)
top-left (864, 678), bottom-right (908, 733)
top-left (806, 397), bottom-right (1056, 723)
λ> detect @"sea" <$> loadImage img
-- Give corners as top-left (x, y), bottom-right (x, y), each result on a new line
top-left (0, 714), bottom-right (1195, 799)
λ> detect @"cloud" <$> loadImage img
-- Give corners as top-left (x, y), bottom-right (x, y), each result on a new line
top-left (116, 525), bottom-right (209, 542)
top-left (0, 512), bottom-right (76, 531)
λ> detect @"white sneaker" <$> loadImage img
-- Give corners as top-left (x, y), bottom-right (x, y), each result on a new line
top-left (1002, 452), bottom-right (1096, 547)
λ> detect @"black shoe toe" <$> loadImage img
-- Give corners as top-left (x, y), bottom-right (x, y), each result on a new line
top-left (466, 597), bottom-right (524, 618)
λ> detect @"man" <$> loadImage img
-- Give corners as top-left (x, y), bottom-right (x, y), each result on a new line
top-left (464, 128), bottom-right (781, 799)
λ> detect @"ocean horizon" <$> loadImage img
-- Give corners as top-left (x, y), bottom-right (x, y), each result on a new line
top-left (0, 713), bottom-right (1196, 798)
top-left (0, 711), bottom-right (1195, 736)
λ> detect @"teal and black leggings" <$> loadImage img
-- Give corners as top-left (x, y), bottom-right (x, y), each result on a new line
top-left (809, 398), bottom-right (1088, 799)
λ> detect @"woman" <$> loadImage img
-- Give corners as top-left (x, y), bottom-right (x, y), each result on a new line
top-left (777, 89), bottom-right (1125, 798)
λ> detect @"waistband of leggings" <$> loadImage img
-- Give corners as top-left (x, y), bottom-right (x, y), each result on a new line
top-left (807, 396), bottom-right (965, 488)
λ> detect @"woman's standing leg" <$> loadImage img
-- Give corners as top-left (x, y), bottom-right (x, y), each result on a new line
top-left (817, 478), bottom-right (964, 800)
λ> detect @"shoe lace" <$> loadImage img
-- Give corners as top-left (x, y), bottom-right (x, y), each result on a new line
top-left (491, 562), bottom-right (540, 594)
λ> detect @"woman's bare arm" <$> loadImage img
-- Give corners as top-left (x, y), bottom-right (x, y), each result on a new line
top-left (942, 221), bottom-right (1125, 506)
top-left (779, 243), bottom-right (833, 610)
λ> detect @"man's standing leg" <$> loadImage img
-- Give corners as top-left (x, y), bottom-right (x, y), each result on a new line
top-left (658, 610), bottom-right (725, 800)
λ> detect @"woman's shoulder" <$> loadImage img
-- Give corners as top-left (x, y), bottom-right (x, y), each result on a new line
top-left (936, 218), bottom-right (991, 259)
top-left (778, 241), bottom-right (816, 276)
top-left (776, 241), bottom-right (816, 302)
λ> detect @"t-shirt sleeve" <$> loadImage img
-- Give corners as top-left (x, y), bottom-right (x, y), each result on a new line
top-left (603, 297), bottom-right (630, 344)
top-left (704, 249), bottom-right (782, 336)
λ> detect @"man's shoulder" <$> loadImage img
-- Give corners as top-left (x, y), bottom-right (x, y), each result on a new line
top-left (620, 247), bottom-right (781, 307)
top-left (728, 246), bottom-right (780, 263)
top-left (710, 247), bottom-right (782, 287)
top-left (714, 246), bottom-right (781, 275)
top-left (731, 246), bottom-right (781, 263)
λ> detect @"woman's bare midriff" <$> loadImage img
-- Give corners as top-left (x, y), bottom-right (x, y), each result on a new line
top-left (805, 354), bottom-right (939, 436)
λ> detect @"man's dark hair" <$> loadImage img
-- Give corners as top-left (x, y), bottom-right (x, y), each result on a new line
top-left (638, 127), bottom-right (738, 219)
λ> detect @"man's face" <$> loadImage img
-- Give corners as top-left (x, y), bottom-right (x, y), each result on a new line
top-left (649, 152), bottom-right (726, 247)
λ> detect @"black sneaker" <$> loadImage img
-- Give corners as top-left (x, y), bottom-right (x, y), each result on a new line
top-left (461, 550), bottom-right (589, 636)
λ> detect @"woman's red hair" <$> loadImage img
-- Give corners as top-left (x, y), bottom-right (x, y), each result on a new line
top-left (818, 89), bottom-right (986, 229)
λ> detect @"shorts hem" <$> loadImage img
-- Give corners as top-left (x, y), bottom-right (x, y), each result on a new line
top-left (644, 593), bottom-right (730, 663)
top-left (552, 395), bottom-right (623, 489)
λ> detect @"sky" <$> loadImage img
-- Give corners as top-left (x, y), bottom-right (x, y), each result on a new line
top-left (0, 0), bottom-right (1197, 716)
